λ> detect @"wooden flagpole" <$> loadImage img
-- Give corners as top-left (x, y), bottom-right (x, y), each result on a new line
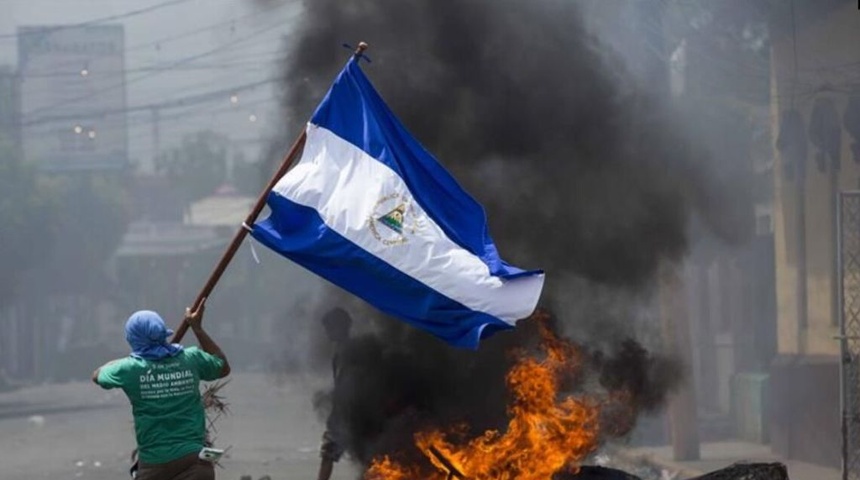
top-left (171, 42), bottom-right (369, 343)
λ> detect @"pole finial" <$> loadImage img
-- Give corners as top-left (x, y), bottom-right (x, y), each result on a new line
top-left (355, 41), bottom-right (369, 56)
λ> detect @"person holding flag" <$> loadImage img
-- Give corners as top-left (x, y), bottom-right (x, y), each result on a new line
top-left (91, 303), bottom-right (230, 480)
top-left (104, 40), bottom-right (542, 480)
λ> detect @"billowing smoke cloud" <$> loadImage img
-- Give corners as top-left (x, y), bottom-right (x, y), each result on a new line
top-left (267, 1), bottom-right (750, 289)
top-left (258, 0), bottom-right (750, 474)
top-left (311, 309), bottom-right (682, 469)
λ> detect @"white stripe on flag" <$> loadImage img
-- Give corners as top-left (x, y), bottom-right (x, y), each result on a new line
top-left (272, 124), bottom-right (544, 324)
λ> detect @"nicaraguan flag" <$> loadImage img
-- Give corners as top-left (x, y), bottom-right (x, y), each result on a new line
top-left (252, 57), bottom-right (544, 349)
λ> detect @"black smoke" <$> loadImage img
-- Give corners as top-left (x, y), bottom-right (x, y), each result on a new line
top-left (312, 310), bottom-right (682, 470)
top-left (267, 0), bottom-right (751, 288)
top-left (258, 0), bottom-right (750, 474)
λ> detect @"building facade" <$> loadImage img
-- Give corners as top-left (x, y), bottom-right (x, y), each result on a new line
top-left (769, 0), bottom-right (860, 468)
top-left (18, 24), bottom-right (127, 171)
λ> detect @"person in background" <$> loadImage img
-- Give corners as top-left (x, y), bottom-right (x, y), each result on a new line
top-left (316, 307), bottom-right (353, 480)
top-left (92, 301), bottom-right (230, 480)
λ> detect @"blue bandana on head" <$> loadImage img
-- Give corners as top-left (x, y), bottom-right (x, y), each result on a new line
top-left (125, 310), bottom-right (184, 360)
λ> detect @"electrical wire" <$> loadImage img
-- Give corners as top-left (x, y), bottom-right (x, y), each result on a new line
top-left (0, 0), bottom-right (193, 40)
top-left (16, 48), bottom-right (289, 79)
top-left (21, 13), bottom-right (299, 119)
top-left (21, 76), bottom-right (280, 126)
top-left (123, 0), bottom-right (294, 55)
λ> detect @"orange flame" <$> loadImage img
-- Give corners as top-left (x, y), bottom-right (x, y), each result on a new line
top-left (366, 314), bottom-right (602, 480)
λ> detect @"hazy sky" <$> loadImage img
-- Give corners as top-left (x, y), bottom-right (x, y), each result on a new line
top-left (0, 0), bottom-right (656, 172)
top-left (0, 0), bottom-right (300, 169)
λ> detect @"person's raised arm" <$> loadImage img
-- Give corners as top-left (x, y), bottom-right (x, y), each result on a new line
top-left (184, 302), bottom-right (231, 378)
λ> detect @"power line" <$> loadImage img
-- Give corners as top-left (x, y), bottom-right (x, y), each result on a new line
top-left (22, 76), bottom-right (279, 126)
top-left (16, 49), bottom-right (288, 79)
top-left (123, 0), bottom-right (293, 55)
top-left (90, 44), bottom-right (288, 115)
top-left (21, 94), bottom-right (280, 156)
top-left (22, 15), bottom-right (298, 119)
top-left (0, 0), bottom-right (193, 40)
top-left (789, 0), bottom-right (799, 109)
top-left (120, 96), bottom-right (278, 142)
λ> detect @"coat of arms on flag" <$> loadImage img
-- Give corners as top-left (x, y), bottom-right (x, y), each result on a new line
top-left (251, 48), bottom-right (545, 349)
top-left (369, 192), bottom-right (426, 246)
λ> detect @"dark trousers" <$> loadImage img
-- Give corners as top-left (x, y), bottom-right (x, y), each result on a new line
top-left (137, 452), bottom-right (214, 480)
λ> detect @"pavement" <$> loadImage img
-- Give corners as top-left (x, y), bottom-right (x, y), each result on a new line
top-left (0, 372), bottom-right (360, 480)
top-left (614, 441), bottom-right (842, 480)
top-left (0, 373), bottom-right (845, 480)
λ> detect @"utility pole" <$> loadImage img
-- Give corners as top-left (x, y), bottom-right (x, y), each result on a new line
top-left (639, 0), bottom-right (701, 460)
top-left (796, 165), bottom-right (808, 353)
top-left (660, 264), bottom-right (701, 460)
top-left (151, 107), bottom-right (161, 171)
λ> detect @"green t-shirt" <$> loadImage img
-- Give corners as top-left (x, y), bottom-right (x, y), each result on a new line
top-left (96, 346), bottom-right (225, 465)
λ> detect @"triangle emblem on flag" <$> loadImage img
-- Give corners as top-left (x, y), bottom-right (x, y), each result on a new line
top-left (377, 204), bottom-right (406, 234)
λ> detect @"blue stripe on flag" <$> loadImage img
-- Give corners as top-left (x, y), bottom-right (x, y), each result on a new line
top-left (310, 58), bottom-right (540, 280)
top-left (252, 191), bottom-right (513, 349)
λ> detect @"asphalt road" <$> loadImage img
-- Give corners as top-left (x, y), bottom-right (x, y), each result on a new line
top-left (0, 372), bottom-right (360, 480)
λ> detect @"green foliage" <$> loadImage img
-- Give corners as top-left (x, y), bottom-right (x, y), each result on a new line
top-left (33, 172), bottom-right (131, 296)
top-left (156, 130), bottom-right (229, 206)
top-left (231, 151), bottom-right (266, 198)
top-left (0, 129), bottom-right (131, 303)
top-left (0, 141), bottom-right (57, 303)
